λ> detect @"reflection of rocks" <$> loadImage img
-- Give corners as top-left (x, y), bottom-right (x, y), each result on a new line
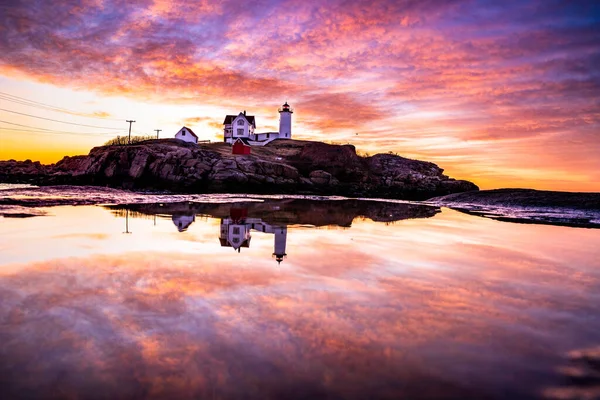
top-left (107, 199), bottom-right (439, 228)
top-left (107, 199), bottom-right (437, 265)
top-left (107, 199), bottom-right (438, 264)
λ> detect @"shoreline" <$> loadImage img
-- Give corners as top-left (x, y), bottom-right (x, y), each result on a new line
top-left (1, 184), bottom-right (599, 228)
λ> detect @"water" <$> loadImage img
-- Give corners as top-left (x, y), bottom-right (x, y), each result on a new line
top-left (0, 183), bottom-right (37, 191)
top-left (0, 192), bottom-right (599, 399)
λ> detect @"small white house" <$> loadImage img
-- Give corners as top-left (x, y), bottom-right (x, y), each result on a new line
top-left (175, 126), bottom-right (198, 144)
top-left (172, 214), bottom-right (196, 232)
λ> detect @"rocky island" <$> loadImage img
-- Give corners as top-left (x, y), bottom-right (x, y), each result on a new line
top-left (0, 139), bottom-right (478, 200)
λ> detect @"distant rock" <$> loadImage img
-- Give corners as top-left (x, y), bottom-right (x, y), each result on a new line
top-left (429, 188), bottom-right (600, 228)
top-left (430, 188), bottom-right (600, 210)
top-left (0, 138), bottom-right (478, 200)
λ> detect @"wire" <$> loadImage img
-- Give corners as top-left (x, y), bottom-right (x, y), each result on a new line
top-left (0, 108), bottom-right (124, 129)
top-left (0, 91), bottom-right (125, 122)
top-left (0, 119), bottom-right (124, 136)
top-left (0, 127), bottom-right (121, 136)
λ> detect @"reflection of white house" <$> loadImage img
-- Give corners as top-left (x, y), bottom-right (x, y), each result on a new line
top-left (223, 102), bottom-right (293, 146)
top-left (175, 126), bottom-right (199, 144)
top-left (172, 214), bottom-right (196, 232)
top-left (219, 217), bottom-right (288, 264)
top-left (219, 219), bottom-right (251, 251)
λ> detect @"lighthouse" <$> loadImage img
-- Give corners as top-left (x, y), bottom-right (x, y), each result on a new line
top-left (278, 101), bottom-right (293, 139)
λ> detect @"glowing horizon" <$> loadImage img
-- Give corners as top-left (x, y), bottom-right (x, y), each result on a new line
top-left (0, 0), bottom-right (599, 191)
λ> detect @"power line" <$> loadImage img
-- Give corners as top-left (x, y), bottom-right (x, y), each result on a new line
top-left (0, 91), bottom-right (125, 121)
top-left (0, 127), bottom-right (121, 136)
top-left (0, 107), bottom-right (123, 129)
top-left (0, 119), bottom-right (125, 136)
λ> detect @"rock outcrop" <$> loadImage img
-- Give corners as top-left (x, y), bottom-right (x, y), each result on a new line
top-left (430, 189), bottom-right (600, 210)
top-left (428, 189), bottom-right (600, 228)
top-left (0, 139), bottom-right (478, 200)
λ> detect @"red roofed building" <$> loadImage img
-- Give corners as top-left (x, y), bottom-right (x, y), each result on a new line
top-left (232, 138), bottom-right (251, 155)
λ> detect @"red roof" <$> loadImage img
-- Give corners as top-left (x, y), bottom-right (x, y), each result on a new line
top-left (232, 138), bottom-right (251, 154)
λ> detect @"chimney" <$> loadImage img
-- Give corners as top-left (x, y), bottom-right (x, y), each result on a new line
top-left (243, 110), bottom-right (246, 115)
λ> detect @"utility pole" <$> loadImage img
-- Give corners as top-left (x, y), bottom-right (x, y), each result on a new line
top-left (126, 120), bottom-right (136, 144)
top-left (154, 129), bottom-right (162, 139)
top-left (123, 209), bottom-right (132, 234)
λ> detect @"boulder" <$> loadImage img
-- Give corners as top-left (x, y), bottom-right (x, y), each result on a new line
top-left (309, 170), bottom-right (333, 185)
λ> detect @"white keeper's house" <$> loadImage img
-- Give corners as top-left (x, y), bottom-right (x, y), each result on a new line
top-left (223, 101), bottom-right (293, 146)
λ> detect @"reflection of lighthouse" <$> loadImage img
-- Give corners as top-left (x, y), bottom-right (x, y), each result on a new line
top-left (217, 207), bottom-right (288, 264)
top-left (273, 226), bottom-right (287, 264)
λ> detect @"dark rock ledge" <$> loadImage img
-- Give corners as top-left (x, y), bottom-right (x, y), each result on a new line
top-left (0, 139), bottom-right (478, 200)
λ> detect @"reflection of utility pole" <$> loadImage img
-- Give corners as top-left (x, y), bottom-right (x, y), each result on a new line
top-left (154, 129), bottom-right (162, 139)
top-left (123, 209), bottom-right (132, 234)
top-left (153, 214), bottom-right (156, 226)
top-left (126, 120), bottom-right (136, 144)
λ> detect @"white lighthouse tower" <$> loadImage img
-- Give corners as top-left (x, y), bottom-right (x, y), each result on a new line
top-left (278, 102), bottom-right (293, 139)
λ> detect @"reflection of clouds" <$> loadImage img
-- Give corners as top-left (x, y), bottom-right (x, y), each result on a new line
top-left (1, 219), bottom-right (599, 399)
top-left (51, 232), bottom-right (110, 240)
top-left (1, 209), bottom-right (600, 398)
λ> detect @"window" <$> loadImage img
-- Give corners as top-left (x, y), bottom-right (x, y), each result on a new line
top-left (232, 238), bottom-right (239, 244)
top-left (237, 119), bottom-right (244, 125)
top-left (237, 128), bottom-right (244, 135)
top-left (182, 130), bottom-right (186, 136)
top-left (233, 227), bottom-right (240, 234)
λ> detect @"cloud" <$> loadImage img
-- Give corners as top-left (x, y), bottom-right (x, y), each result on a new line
top-left (0, 0), bottom-right (599, 189)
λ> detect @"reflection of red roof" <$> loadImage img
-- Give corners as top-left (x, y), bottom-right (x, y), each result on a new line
top-left (230, 207), bottom-right (248, 221)
top-left (180, 126), bottom-right (198, 138)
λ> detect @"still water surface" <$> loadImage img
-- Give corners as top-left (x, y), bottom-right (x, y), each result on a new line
top-left (0, 199), bottom-right (599, 399)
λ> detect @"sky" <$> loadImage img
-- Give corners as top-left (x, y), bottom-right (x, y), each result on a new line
top-left (0, 0), bottom-right (599, 191)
